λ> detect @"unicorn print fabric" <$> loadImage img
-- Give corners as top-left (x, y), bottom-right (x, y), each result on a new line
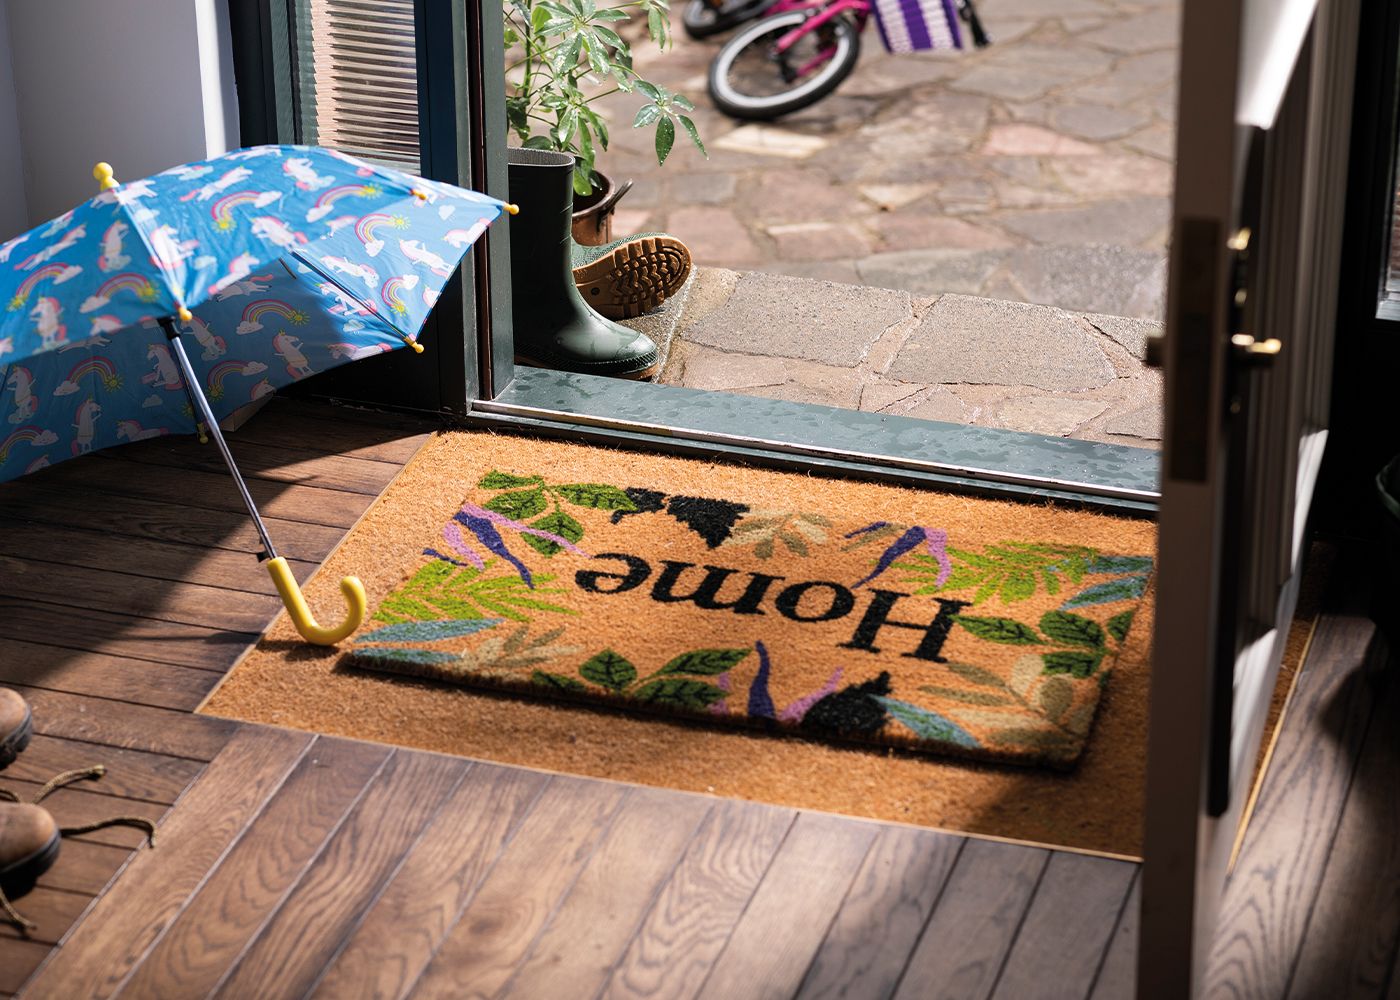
top-left (0, 145), bottom-right (508, 480)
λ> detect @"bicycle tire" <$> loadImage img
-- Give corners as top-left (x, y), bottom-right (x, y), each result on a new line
top-left (682, 0), bottom-right (773, 39)
top-left (707, 9), bottom-right (861, 120)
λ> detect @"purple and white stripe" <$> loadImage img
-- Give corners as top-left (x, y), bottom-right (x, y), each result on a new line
top-left (871, 0), bottom-right (963, 54)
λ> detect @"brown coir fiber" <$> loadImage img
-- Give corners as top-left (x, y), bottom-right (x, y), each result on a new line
top-left (203, 431), bottom-right (1158, 856)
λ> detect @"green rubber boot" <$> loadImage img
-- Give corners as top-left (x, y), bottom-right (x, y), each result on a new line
top-left (572, 232), bottom-right (692, 320)
top-left (507, 149), bottom-right (660, 380)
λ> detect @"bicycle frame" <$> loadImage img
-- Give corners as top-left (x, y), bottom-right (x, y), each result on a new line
top-left (771, 0), bottom-right (870, 79)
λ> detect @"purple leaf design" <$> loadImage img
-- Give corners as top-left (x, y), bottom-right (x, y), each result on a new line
top-left (441, 522), bottom-right (485, 569)
top-left (422, 547), bottom-right (484, 570)
top-left (924, 527), bottom-right (951, 588)
top-left (854, 526), bottom-right (927, 588)
top-left (747, 641), bottom-right (775, 720)
top-left (844, 521), bottom-right (890, 539)
top-left (460, 502), bottom-right (588, 555)
top-left (454, 509), bottom-right (533, 587)
top-left (710, 673), bottom-right (732, 716)
top-left (779, 668), bottom-right (843, 723)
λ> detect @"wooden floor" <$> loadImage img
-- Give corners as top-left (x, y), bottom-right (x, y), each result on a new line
top-left (0, 398), bottom-right (1393, 999)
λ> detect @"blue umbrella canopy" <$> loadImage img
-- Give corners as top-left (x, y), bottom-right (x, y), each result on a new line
top-left (0, 144), bottom-right (513, 645)
top-left (0, 145), bottom-right (510, 479)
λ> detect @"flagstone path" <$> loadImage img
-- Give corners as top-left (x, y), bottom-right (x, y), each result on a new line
top-left (595, 0), bottom-right (1180, 446)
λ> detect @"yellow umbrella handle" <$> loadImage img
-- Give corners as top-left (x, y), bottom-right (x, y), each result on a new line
top-left (265, 557), bottom-right (366, 645)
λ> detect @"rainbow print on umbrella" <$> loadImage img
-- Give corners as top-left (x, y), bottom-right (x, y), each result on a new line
top-left (306, 183), bottom-right (381, 224)
top-left (380, 275), bottom-right (420, 314)
top-left (206, 359), bottom-right (270, 401)
top-left (8, 263), bottom-right (84, 310)
top-left (0, 425), bottom-right (60, 467)
top-left (79, 273), bottom-right (159, 314)
top-left (355, 213), bottom-right (409, 257)
top-left (236, 298), bottom-right (309, 335)
top-left (211, 190), bottom-right (282, 231)
top-left (54, 355), bottom-right (123, 396)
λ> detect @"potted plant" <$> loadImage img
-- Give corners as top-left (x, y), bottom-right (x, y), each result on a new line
top-left (503, 0), bottom-right (707, 243)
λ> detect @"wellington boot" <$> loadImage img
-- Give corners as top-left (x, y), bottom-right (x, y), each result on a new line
top-left (0, 689), bottom-right (31, 770)
top-left (0, 803), bottom-right (58, 929)
top-left (572, 232), bottom-right (692, 320)
top-left (507, 148), bottom-right (660, 379)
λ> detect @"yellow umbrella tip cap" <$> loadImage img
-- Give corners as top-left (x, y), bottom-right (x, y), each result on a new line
top-left (93, 162), bottom-right (117, 190)
top-left (177, 305), bottom-right (193, 322)
top-left (505, 203), bottom-right (520, 215)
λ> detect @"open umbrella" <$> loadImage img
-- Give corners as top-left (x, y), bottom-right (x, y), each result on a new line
top-left (0, 145), bottom-right (515, 644)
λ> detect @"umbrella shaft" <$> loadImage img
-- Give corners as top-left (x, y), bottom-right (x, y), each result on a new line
top-left (159, 318), bottom-right (280, 562)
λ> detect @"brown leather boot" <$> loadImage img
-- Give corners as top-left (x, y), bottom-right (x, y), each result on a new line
top-left (0, 689), bottom-right (32, 770)
top-left (0, 803), bottom-right (59, 928)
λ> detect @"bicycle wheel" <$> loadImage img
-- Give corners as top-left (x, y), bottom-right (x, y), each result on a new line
top-left (682, 0), bottom-right (772, 39)
top-left (707, 9), bottom-right (861, 120)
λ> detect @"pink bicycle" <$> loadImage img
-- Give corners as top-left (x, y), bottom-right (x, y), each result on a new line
top-left (706, 0), bottom-right (987, 119)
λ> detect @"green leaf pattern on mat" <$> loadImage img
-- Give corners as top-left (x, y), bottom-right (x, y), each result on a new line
top-left (659, 649), bottom-right (749, 676)
top-left (633, 678), bottom-right (727, 710)
top-left (549, 646), bottom-right (749, 704)
top-left (580, 650), bottom-right (638, 691)
top-left (476, 470), bottom-right (638, 559)
top-left (873, 697), bottom-right (979, 747)
top-left (374, 559), bottom-right (575, 624)
top-left (722, 509), bottom-right (830, 560)
top-left (954, 616), bottom-right (1042, 645)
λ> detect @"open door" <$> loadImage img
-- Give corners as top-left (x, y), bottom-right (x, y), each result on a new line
top-left (1140, 0), bottom-right (1361, 993)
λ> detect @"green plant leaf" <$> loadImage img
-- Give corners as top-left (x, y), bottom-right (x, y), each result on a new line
top-left (553, 483), bottom-right (637, 510)
top-left (579, 649), bottom-right (637, 690)
top-left (521, 510), bottom-right (585, 557)
top-left (634, 104), bottom-right (663, 128)
top-left (659, 648), bottom-right (749, 675)
top-left (479, 470), bottom-right (543, 490)
top-left (532, 670), bottom-right (587, 693)
top-left (484, 488), bottom-right (548, 520)
top-left (635, 80), bottom-right (662, 101)
top-left (954, 616), bottom-right (1041, 645)
top-left (1106, 610), bottom-right (1136, 643)
top-left (1038, 611), bottom-right (1106, 649)
top-left (1041, 650), bottom-right (1104, 678)
top-left (946, 661), bottom-right (1005, 687)
top-left (655, 116), bottom-right (675, 165)
top-left (873, 697), bottom-right (979, 747)
top-left (634, 678), bottom-right (725, 710)
top-left (1038, 675), bottom-right (1074, 722)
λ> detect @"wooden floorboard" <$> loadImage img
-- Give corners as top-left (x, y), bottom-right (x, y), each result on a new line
top-left (3, 400), bottom-right (1391, 999)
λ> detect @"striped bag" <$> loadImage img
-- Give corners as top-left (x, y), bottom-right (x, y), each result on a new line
top-left (871, 0), bottom-right (963, 54)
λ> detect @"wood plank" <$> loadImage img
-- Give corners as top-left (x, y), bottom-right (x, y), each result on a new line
top-left (0, 482), bottom-right (348, 563)
top-left (102, 438), bottom-right (404, 496)
top-left (228, 401), bottom-right (432, 465)
top-left (113, 739), bottom-right (390, 1000)
top-left (892, 837), bottom-right (1048, 1000)
top-left (1203, 610), bottom-right (1381, 1000)
top-left (0, 517), bottom-right (319, 594)
top-left (0, 554), bottom-right (282, 633)
top-left (0, 938), bottom-right (50, 994)
top-left (25, 458), bottom-right (372, 529)
top-left (1, 735), bottom-right (204, 804)
top-left (269, 396), bottom-right (439, 434)
top-left (600, 799), bottom-right (795, 1000)
top-left (0, 887), bottom-right (92, 945)
top-left (695, 811), bottom-right (879, 1000)
top-left (408, 778), bottom-right (629, 1000)
top-left (990, 852), bottom-right (1137, 999)
top-left (307, 764), bottom-right (550, 1000)
top-left (1089, 874), bottom-right (1140, 1000)
top-left (35, 839), bottom-right (135, 897)
top-left (797, 827), bottom-right (964, 1000)
top-left (1284, 668), bottom-right (1400, 1000)
top-left (13, 686), bottom-right (237, 760)
top-left (0, 600), bottom-right (258, 673)
top-left (210, 749), bottom-right (469, 1000)
top-left (18, 726), bottom-right (312, 1000)
top-left (0, 640), bottom-right (216, 711)
top-left (0, 779), bottom-right (167, 850)
top-left (500, 787), bottom-right (711, 1000)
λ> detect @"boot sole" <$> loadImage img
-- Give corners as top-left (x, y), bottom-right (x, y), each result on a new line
top-left (0, 827), bottom-right (60, 899)
top-left (0, 707), bottom-right (32, 770)
top-left (514, 354), bottom-right (661, 381)
top-left (573, 237), bottom-right (692, 320)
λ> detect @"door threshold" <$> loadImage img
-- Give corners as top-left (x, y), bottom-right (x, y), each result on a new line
top-left (469, 369), bottom-right (1160, 515)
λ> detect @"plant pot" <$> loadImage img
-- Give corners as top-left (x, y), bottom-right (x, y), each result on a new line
top-left (571, 172), bottom-right (634, 247)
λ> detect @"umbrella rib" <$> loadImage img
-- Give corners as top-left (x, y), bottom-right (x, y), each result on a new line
top-left (289, 248), bottom-right (415, 342)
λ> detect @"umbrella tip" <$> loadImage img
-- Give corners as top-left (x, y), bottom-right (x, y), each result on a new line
top-left (406, 337), bottom-right (425, 354)
top-left (93, 162), bottom-right (117, 191)
top-left (505, 203), bottom-right (519, 216)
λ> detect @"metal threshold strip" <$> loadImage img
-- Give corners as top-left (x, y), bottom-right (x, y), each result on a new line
top-left (469, 398), bottom-right (1162, 505)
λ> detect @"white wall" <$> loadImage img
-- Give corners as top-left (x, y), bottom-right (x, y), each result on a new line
top-left (4, 0), bottom-right (239, 228)
top-left (0, 7), bottom-right (30, 242)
